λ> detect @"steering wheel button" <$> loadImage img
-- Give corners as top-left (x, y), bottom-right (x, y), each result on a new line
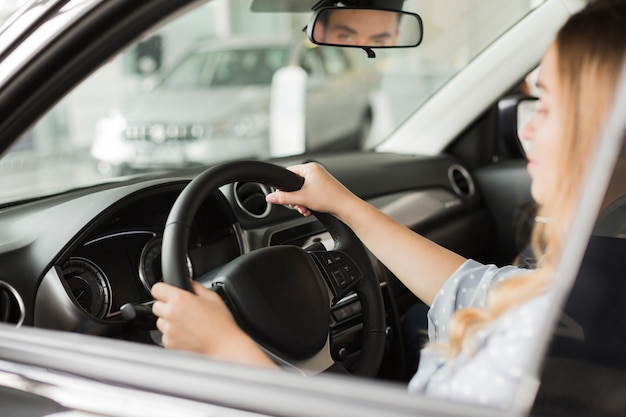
top-left (319, 253), bottom-right (335, 265)
top-left (332, 306), bottom-right (351, 321)
top-left (331, 268), bottom-right (347, 288)
top-left (341, 264), bottom-right (360, 281)
top-left (350, 302), bottom-right (362, 314)
top-left (331, 253), bottom-right (344, 263)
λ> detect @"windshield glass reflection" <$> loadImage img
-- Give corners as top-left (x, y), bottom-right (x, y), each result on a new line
top-left (0, 0), bottom-right (543, 205)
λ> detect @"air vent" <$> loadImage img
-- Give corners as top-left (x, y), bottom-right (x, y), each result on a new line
top-left (234, 182), bottom-right (272, 218)
top-left (448, 164), bottom-right (475, 198)
top-left (0, 281), bottom-right (25, 327)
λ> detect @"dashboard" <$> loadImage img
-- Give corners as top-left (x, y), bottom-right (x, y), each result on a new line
top-left (28, 181), bottom-right (242, 342)
top-left (0, 152), bottom-right (494, 379)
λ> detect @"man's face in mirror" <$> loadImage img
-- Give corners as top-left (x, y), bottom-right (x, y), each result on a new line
top-left (315, 9), bottom-right (401, 47)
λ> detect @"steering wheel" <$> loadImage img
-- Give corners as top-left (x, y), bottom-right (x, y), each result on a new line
top-left (161, 160), bottom-right (385, 376)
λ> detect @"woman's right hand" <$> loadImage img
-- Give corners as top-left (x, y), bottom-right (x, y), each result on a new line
top-left (266, 162), bottom-right (359, 219)
top-left (267, 164), bottom-right (466, 307)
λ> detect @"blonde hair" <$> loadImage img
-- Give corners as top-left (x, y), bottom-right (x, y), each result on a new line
top-left (440, 0), bottom-right (626, 358)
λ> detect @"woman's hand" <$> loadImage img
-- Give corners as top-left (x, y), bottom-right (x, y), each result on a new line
top-left (267, 162), bottom-right (465, 306)
top-left (151, 281), bottom-right (276, 367)
top-left (266, 162), bottom-right (359, 220)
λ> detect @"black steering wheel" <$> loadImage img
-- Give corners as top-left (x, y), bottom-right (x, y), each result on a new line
top-left (161, 160), bottom-right (385, 376)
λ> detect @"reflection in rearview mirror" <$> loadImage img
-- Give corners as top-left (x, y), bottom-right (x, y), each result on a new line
top-left (307, 7), bottom-right (423, 49)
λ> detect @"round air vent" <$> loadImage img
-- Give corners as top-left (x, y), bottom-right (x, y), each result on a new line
top-left (448, 164), bottom-right (475, 198)
top-left (234, 182), bottom-right (272, 218)
top-left (0, 281), bottom-right (25, 327)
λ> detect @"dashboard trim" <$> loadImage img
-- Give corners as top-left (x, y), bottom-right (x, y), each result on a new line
top-left (0, 281), bottom-right (25, 327)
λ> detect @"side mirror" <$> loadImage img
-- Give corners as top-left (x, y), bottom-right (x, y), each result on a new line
top-left (498, 94), bottom-right (538, 157)
top-left (307, 7), bottom-right (423, 49)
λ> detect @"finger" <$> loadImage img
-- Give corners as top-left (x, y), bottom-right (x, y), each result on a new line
top-left (270, 190), bottom-right (313, 211)
top-left (151, 282), bottom-right (171, 301)
top-left (266, 191), bottom-right (311, 215)
top-left (151, 300), bottom-right (166, 318)
top-left (295, 205), bottom-right (311, 216)
top-left (152, 281), bottom-right (192, 301)
top-left (155, 316), bottom-right (169, 333)
top-left (190, 280), bottom-right (211, 296)
top-left (285, 163), bottom-right (308, 176)
top-left (288, 161), bottom-right (326, 178)
top-left (159, 328), bottom-right (173, 349)
top-left (266, 189), bottom-right (293, 205)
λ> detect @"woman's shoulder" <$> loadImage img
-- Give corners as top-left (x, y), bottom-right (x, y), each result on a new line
top-left (431, 260), bottom-right (532, 311)
top-left (412, 287), bottom-right (553, 408)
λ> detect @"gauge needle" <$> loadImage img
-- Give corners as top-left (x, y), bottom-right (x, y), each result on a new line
top-left (73, 289), bottom-right (85, 300)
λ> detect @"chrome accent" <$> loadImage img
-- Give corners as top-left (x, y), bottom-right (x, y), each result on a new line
top-left (233, 182), bottom-right (272, 219)
top-left (270, 335), bottom-right (334, 376)
top-left (138, 237), bottom-right (193, 292)
top-left (85, 230), bottom-right (156, 246)
top-left (61, 257), bottom-right (112, 319)
top-left (0, 281), bottom-right (25, 327)
top-left (0, 365), bottom-right (237, 416)
top-left (231, 222), bottom-right (249, 254)
top-left (448, 164), bottom-right (475, 198)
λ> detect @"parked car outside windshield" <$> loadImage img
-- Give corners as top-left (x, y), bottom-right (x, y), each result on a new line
top-left (92, 36), bottom-right (377, 176)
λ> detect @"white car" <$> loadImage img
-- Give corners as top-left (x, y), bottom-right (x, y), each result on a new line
top-left (91, 36), bottom-right (377, 175)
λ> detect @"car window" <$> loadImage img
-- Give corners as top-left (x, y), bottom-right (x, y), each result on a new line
top-left (532, 116), bottom-right (626, 417)
top-left (0, 0), bottom-right (544, 205)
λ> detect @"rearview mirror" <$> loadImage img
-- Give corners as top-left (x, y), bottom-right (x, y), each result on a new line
top-left (307, 7), bottom-right (423, 49)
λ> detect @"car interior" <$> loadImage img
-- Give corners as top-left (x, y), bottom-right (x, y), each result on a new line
top-left (0, 0), bottom-right (624, 416)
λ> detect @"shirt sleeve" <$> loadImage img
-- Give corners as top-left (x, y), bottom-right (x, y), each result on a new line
top-left (427, 259), bottom-right (530, 342)
top-left (413, 292), bottom-right (551, 408)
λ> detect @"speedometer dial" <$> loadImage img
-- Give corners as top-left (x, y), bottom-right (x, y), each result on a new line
top-left (61, 257), bottom-right (112, 319)
top-left (139, 237), bottom-right (193, 291)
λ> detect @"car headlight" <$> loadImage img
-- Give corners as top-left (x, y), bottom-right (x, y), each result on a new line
top-left (149, 124), bottom-right (166, 143)
top-left (96, 111), bottom-right (127, 140)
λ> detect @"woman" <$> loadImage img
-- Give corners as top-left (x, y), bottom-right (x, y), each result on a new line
top-left (151, 0), bottom-right (626, 408)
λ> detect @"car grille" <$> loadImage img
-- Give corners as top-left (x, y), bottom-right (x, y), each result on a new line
top-left (124, 123), bottom-right (206, 142)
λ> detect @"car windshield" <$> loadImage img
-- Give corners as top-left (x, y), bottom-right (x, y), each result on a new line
top-left (0, 0), bottom-right (543, 205)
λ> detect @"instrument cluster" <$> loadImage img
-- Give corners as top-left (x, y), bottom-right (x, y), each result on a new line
top-left (58, 186), bottom-right (241, 321)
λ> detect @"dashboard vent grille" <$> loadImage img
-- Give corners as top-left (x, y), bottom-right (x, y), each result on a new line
top-left (0, 281), bottom-right (25, 326)
top-left (448, 164), bottom-right (475, 198)
top-left (234, 182), bottom-right (272, 218)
